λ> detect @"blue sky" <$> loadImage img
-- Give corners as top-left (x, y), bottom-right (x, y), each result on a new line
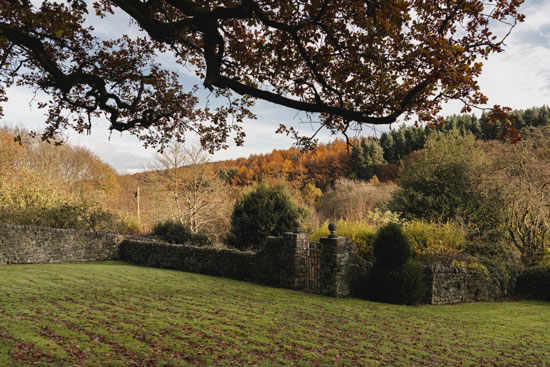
top-left (2, 0), bottom-right (549, 173)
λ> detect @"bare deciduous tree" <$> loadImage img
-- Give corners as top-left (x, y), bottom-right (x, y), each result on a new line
top-left (151, 142), bottom-right (234, 240)
top-left (491, 127), bottom-right (550, 267)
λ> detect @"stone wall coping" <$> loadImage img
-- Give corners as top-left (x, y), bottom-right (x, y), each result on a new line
top-left (426, 264), bottom-right (468, 274)
top-left (123, 238), bottom-right (257, 255)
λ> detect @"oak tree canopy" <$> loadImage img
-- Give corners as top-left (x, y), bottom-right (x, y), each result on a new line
top-left (0, 0), bottom-right (524, 151)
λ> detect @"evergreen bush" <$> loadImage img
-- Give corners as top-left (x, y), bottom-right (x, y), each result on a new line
top-left (152, 220), bottom-right (211, 247)
top-left (373, 223), bottom-right (411, 269)
top-left (368, 260), bottom-right (426, 305)
top-left (388, 131), bottom-right (504, 241)
top-left (225, 183), bottom-right (308, 250)
top-left (366, 223), bottom-right (426, 305)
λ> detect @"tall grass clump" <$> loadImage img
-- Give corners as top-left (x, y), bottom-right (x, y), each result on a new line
top-left (403, 220), bottom-right (466, 263)
top-left (308, 219), bottom-right (377, 261)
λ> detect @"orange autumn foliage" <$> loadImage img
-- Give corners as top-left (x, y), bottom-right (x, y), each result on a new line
top-left (213, 140), bottom-right (353, 190)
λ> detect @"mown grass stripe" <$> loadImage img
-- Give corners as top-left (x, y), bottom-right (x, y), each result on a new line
top-left (1, 261), bottom-right (549, 366)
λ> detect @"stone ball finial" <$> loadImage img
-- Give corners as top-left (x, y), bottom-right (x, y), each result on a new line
top-left (328, 222), bottom-right (337, 238)
top-left (294, 220), bottom-right (302, 233)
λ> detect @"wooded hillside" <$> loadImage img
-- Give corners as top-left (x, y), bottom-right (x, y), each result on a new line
top-left (3, 106), bottom-right (548, 234)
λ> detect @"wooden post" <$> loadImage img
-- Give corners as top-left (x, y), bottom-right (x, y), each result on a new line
top-left (135, 186), bottom-right (141, 225)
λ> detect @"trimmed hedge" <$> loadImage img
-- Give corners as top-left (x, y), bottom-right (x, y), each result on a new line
top-left (119, 236), bottom-right (295, 287)
top-left (516, 266), bottom-right (550, 301)
top-left (120, 240), bottom-right (252, 279)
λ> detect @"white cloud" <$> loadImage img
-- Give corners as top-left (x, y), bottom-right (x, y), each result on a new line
top-left (440, 1), bottom-right (550, 116)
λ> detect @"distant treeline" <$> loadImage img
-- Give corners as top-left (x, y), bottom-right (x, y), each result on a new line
top-left (378, 105), bottom-right (550, 163)
top-left (212, 106), bottom-right (550, 189)
top-left (351, 106), bottom-right (550, 181)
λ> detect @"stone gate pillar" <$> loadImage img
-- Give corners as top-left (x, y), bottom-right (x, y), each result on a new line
top-left (280, 230), bottom-right (309, 290)
top-left (319, 224), bottom-right (355, 297)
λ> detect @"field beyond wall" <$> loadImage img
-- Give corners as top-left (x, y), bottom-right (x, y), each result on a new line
top-left (1, 262), bottom-right (549, 366)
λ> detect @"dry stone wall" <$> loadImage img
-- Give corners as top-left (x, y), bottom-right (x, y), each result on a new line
top-left (423, 264), bottom-right (503, 304)
top-left (2, 222), bottom-right (507, 305)
top-left (0, 223), bottom-right (124, 265)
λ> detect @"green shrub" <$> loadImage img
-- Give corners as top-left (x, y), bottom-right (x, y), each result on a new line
top-left (463, 240), bottom-right (521, 298)
top-left (388, 131), bottom-right (504, 240)
top-left (374, 223), bottom-right (411, 269)
top-left (41, 204), bottom-right (89, 230)
top-left (451, 259), bottom-right (489, 276)
top-left (516, 266), bottom-right (550, 301)
top-left (152, 220), bottom-right (211, 247)
top-left (367, 260), bottom-right (426, 305)
top-left (355, 232), bottom-right (377, 262)
top-left (363, 223), bottom-right (426, 305)
top-left (1, 202), bottom-right (123, 233)
top-left (225, 183), bottom-right (308, 250)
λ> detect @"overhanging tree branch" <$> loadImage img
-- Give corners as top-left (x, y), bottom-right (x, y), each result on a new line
top-left (0, 0), bottom-right (524, 150)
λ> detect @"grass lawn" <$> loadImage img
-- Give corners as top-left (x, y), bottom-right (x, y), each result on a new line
top-left (0, 262), bottom-right (549, 366)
